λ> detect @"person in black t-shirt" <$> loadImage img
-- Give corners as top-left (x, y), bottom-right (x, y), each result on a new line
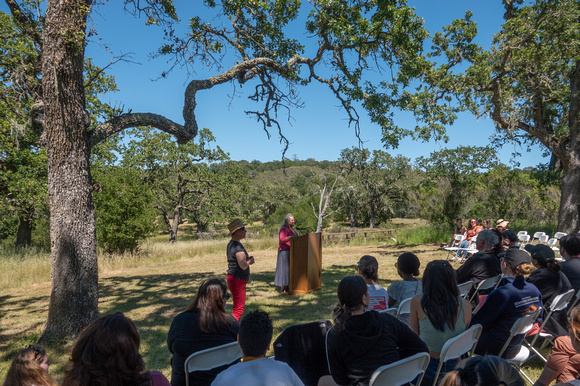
top-left (226, 219), bottom-right (254, 321)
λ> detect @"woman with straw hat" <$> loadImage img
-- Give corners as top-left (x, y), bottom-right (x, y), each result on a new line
top-left (226, 219), bottom-right (254, 321)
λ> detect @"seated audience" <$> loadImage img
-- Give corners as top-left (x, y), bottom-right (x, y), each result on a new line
top-left (356, 255), bottom-right (389, 311)
top-left (456, 230), bottom-right (501, 287)
top-left (483, 218), bottom-right (493, 230)
top-left (491, 228), bottom-right (505, 257)
top-left (410, 260), bottom-right (472, 385)
top-left (560, 233), bottom-right (580, 291)
top-left (525, 244), bottom-right (572, 336)
top-left (62, 312), bottom-right (170, 386)
top-left (455, 218), bottom-right (483, 260)
top-left (502, 229), bottom-right (520, 250)
top-left (471, 248), bottom-right (542, 358)
top-left (534, 305), bottom-right (580, 386)
top-left (495, 219), bottom-right (509, 233)
top-left (211, 310), bottom-right (303, 386)
top-left (324, 276), bottom-right (428, 386)
top-left (168, 278), bottom-right (239, 386)
top-left (386, 252), bottom-right (422, 309)
top-left (440, 356), bottom-right (524, 386)
top-left (3, 345), bottom-right (56, 386)
top-left (448, 218), bottom-right (466, 246)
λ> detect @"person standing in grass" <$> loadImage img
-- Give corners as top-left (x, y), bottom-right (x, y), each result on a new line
top-left (226, 219), bottom-right (254, 321)
top-left (275, 214), bottom-right (298, 294)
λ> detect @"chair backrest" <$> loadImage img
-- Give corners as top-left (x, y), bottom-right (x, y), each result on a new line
top-left (532, 231), bottom-right (546, 240)
top-left (396, 297), bottom-right (412, 317)
top-left (468, 274), bottom-right (502, 302)
top-left (517, 231), bottom-right (528, 237)
top-left (184, 342), bottom-right (243, 386)
top-left (454, 234), bottom-right (465, 243)
top-left (470, 235), bottom-right (478, 244)
top-left (518, 234), bottom-right (530, 244)
top-left (497, 308), bottom-right (542, 358)
top-left (568, 290), bottom-right (580, 316)
top-left (554, 232), bottom-right (567, 240)
top-left (550, 289), bottom-right (576, 312)
top-left (369, 352), bottom-right (431, 386)
top-left (431, 325), bottom-right (483, 385)
top-left (380, 307), bottom-right (398, 316)
top-left (547, 238), bottom-right (558, 247)
top-left (457, 281), bottom-right (474, 298)
top-left (539, 235), bottom-right (549, 244)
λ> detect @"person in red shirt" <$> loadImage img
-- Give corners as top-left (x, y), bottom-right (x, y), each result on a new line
top-left (275, 214), bottom-right (298, 294)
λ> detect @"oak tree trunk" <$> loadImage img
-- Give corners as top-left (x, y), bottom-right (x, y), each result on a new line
top-left (40, 0), bottom-right (98, 342)
top-left (16, 216), bottom-right (32, 249)
top-left (557, 154), bottom-right (580, 234)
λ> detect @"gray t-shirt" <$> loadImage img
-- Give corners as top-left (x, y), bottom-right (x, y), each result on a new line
top-left (387, 279), bottom-right (422, 308)
top-left (367, 284), bottom-right (389, 311)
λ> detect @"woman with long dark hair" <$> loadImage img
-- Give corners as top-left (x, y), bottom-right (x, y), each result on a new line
top-left (168, 278), bottom-right (239, 386)
top-left (410, 260), bottom-right (472, 384)
top-left (3, 345), bottom-right (56, 386)
top-left (440, 356), bottom-right (524, 386)
top-left (62, 312), bottom-right (169, 386)
top-left (455, 218), bottom-right (482, 260)
top-left (324, 276), bottom-right (428, 385)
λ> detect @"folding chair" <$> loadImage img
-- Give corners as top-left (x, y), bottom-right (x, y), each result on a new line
top-left (369, 352), bottom-right (431, 386)
top-left (526, 289), bottom-right (576, 362)
top-left (518, 234), bottom-right (531, 248)
top-left (430, 324), bottom-right (483, 385)
top-left (396, 297), bottom-right (413, 318)
top-left (568, 289), bottom-right (580, 316)
top-left (532, 232), bottom-right (546, 243)
top-left (445, 234), bottom-right (464, 260)
top-left (184, 342), bottom-right (243, 386)
top-left (538, 235), bottom-right (549, 244)
top-left (554, 232), bottom-right (567, 240)
top-left (457, 281), bottom-right (474, 299)
top-left (467, 274), bottom-right (503, 303)
top-left (517, 231), bottom-right (528, 237)
top-left (498, 308), bottom-right (543, 384)
top-left (380, 307), bottom-right (398, 316)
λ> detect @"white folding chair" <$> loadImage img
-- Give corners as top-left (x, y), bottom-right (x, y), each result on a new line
top-left (532, 232), bottom-right (546, 243)
top-left (498, 308), bottom-right (543, 385)
top-left (468, 274), bottom-right (503, 303)
top-left (517, 231), bottom-right (528, 237)
top-left (518, 234), bottom-right (531, 248)
top-left (396, 297), bottom-right (412, 318)
top-left (380, 307), bottom-right (398, 316)
top-left (526, 289), bottom-right (576, 362)
top-left (445, 234), bottom-right (465, 260)
top-left (538, 235), bottom-right (549, 244)
top-left (554, 232), bottom-right (567, 240)
top-left (457, 281), bottom-right (474, 299)
top-left (430, 324), bottom-right (483, 385)
top-left (369, 352), bottom-right (431, 386)
top-left (184, 342), bottom-right (243, 386)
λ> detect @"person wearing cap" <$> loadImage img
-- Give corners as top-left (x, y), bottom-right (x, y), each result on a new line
top-left (501, 229), bottom-right (519, 250)
top-left (560, 233), bottom-right (580, 291)
top-left (525, 244), bottom-right (571, 337)
top-left (471, 248), bottom-right (542, 358)
top-left (226, 219), bottom-right (255, 321)
top-left (495, 219), bottom-right (509, 233)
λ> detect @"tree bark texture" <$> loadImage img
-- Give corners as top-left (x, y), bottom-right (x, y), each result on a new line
top-left (40, 0), bottom-right (98, 341)
top-left (557, 153), bottom-right (580, 234)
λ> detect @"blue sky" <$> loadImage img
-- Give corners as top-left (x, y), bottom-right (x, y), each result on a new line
top-left (3, 1), bottom-right (549, 167)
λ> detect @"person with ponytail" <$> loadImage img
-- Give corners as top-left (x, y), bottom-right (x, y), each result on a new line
top-left (356, 255), bottom-right (389, 311)
top-left (386, 252), bottom-right (422, 309)
top-left (324, 276), bottom-right (428, 386)
top-left (3, 345), bottom-right (56, 386)
top-left (471, 248), bottom-right (543, 358)
top-left (439, 355), bottom-right (524, 386)
top-left (409, 260), bottom-right (472, 385)
top-left (525, 244), bottom-right (572, 337)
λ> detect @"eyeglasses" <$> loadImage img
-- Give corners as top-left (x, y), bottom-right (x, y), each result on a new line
top-left (240, 227), bottom-right (246, 231)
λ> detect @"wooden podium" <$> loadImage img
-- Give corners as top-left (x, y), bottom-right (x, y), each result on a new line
top-left (289, 232), bottom-right (322, 295)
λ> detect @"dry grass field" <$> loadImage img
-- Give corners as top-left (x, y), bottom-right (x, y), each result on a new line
top-left (0, 230), bottom-right (548, 383)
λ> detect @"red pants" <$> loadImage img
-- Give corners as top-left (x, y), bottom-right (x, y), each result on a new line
top-left (227, 274), bottom-right (248, 321)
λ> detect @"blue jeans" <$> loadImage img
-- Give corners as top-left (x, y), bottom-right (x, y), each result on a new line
top-left (421, 357), bottom-right (458, 385)
top-left (456, 240), bottom-right (474, 258)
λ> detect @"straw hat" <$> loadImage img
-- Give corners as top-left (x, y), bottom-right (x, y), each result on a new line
top-left (227, 219), bottom-right (246, 235)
